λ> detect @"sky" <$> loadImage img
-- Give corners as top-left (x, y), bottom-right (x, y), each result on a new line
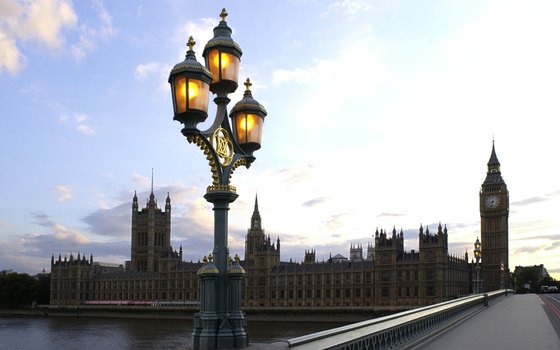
top-left (1, 0), bottom-right (559, 279)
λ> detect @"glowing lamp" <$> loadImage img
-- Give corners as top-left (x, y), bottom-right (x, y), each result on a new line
top-left (230, 79), bottom-right (267, 156)
top-left (474, 237), bottom-right (481, 259)
top-left (203, 9), bottom-right (242, 94)
top-left (169, 36), bottom-right (212, 133)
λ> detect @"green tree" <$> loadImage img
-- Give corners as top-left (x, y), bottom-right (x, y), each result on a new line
top-left (0, 273), bottom-right (50, 308)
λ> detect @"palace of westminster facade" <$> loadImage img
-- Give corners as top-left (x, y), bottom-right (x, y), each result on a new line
top-left (50, 144), bottom-right (509, 309)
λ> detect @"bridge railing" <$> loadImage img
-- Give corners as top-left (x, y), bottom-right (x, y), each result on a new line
top-left (285, 290), bottom-right (511, 350)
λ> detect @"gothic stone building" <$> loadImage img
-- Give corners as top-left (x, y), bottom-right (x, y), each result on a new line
top-left (50, 192), bottom-right (470, 309)
top-left (50, 144), bottom-right (507, 308)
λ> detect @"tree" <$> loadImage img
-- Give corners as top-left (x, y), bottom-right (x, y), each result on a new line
top-left (0, 272), bottom-right (50, 308)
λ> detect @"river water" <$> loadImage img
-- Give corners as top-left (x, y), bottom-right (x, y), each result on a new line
top-left (0, 316), bottom-right (348, 350)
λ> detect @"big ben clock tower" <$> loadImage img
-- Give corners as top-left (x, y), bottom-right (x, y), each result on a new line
top-left (480, 141), bottom-right (509, 291)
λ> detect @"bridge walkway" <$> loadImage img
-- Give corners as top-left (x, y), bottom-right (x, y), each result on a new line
top-left (412, 293), bottom-right (560, 350)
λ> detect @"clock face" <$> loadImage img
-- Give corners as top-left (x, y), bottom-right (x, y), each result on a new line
top-left (485, 195), bottom-right (500, 208)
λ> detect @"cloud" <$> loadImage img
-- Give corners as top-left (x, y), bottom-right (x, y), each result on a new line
top-left (511, 190), bottom-right (560, 207)
top-left (0, 0), bottom-right (77, 74)
top-left (132, 173), bottom-right (151, 189)
top-left (82, 202), bottom-right (131, 239)
top-left (70, 0), bottom-right (116, 60)
top-left (59, 112), bottom-right (96, 135)
top-left (30, 211), bottom-right (54, 227)
top-left (302, 197), bottom-right (329, 207)
top-left (271, 44), bottom-right (385, 134)
top-left (135, 62), bottom-right (161, 80)
top-left (52, 184), bottom-right (73, 202)
top-left (377, 212), bottom-right (407, 217)
top-left (0, 30), bottom-right (25, 74)
top-left (272, 68), bottom-right (312, 85)
top-left (76, 124), bottom-right (95, 135)
top-left (512, 196), bottom-right (550, 207)
top-left (326, 0), bottom-right (374, 15)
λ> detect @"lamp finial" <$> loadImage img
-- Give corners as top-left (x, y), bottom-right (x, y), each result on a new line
top-left (187, 36), bottom-right (196, 51)
top-left (220, 8), bottom-right (228, 21)
top-left (244, 78), bottom-right (252, 91)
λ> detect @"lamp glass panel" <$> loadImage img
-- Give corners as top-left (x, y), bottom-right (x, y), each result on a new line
top-left (208, 49), bottom-right (239, 83)
top-left (236, 113), bottom-right (262, 144)
top-left (208, 49), bottom-right (220, 83)
top-left (221, 53), bottom-right (239, 83)
top-left (187, 79), bottom-right (209, 112)
top-left (174, 76), bottom-right (187, 113)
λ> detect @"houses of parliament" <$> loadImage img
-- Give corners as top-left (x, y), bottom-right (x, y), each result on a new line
top-left (50, 144), bottom-right (509, 309)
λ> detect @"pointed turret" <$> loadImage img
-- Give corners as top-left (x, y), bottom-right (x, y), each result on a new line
top-left (250, 194), bottom-right (261, 229)
top-left (148, 169), bottom-right (156, 207)
top-left (483, 141), bottom-right (505, 185)
top-left (165, 192), bottom-right (171, 212)
top-left (487, 140), bottom-right (501, 173)
top-left (133, 191), bottom-right (138, 211)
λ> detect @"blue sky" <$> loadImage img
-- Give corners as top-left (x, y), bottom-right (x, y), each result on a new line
top-left (1, 0), bottom-right (559, 279)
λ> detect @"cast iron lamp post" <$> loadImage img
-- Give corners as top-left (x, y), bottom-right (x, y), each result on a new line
top-left (168, 9), bottom-right (267, 350)
top-left (500, 261), bottom-right (505, 290)
top-left (474, 237), bottom-right (482, 293)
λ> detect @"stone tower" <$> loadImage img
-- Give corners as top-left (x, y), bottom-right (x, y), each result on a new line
top-left (243, 194), bottom-right (280, 268)
top-left (419, 223), bottom-right (448, 301)
top-left (130, 177), bottom-right (172, 272)
top-left (480, 142), bottom-right (509, 291)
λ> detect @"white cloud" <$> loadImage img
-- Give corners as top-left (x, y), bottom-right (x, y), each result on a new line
top-left (53, 184), bottom-right (73, 202)
top-left (132, 173), bottom-right (151, 189)
top-left (52, 223), bottom-right (90, 244)
top-left (135, 62), bottom-right (160, 80)
top-left (175, 18), bottom-right (216, 56)
top-left (76, 124), bottom-right (95, 135)
top-left (60, 112), bottom-right (96, 136)
top-left (0, 30), bottom-right (25, 74)
top-left (327, 0), bottom-right (374, 15)
top-left (70, 0), bottom-right (116, 61)
top-left (0, 0), bottom-right (77, 74)
top-left (271, 44), bottom-right (386, 134)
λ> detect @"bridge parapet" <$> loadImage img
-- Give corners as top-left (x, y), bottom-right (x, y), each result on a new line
top-left (284, 290), bottom-right (511, 350)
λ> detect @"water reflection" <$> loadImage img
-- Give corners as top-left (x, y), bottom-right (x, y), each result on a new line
top-left (0, 316), bottom-right (348, 350)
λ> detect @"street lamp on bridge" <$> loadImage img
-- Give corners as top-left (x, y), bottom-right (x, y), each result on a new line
top-left (168, 8), bottom-right (267, 350)
top-left (474, 237), bottom-right (482, 293)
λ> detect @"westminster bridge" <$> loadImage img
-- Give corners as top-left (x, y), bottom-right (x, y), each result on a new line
top-left (251, 290), bottom-right (560, 350)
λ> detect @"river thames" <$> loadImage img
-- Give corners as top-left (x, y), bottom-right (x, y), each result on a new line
top-left (0, 316), bottom-right (349, 349)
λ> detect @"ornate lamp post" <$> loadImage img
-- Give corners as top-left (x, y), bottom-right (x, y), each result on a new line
top-left (168, 9), bottom-right (267, 350)
top-left (474, 237), bottom-right (482, 293)
top-left (500, 260), bottom-right (505, 290)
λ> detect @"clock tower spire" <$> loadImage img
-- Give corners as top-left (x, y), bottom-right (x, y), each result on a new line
top-left (480, 141), bottom-right (509, 291)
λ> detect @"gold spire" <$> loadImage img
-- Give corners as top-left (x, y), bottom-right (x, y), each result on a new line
top-left (220, 8), bottom-right (228, 21)
top-left (244, 78), bottom-right (252, 91)
top-left (187, 36), bottom-right (196, 51)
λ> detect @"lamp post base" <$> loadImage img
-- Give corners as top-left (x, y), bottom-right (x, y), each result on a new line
top-left (192, 189), bottom-right (247, 349)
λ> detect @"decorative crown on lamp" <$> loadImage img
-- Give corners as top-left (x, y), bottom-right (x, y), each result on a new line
top-left (168, 36), bottom-right (213, 134)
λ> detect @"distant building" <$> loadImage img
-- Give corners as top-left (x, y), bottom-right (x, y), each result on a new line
top-left (51, 145), bottom-right (506, 308)
top-left (50, 192), bottom-right (471, 309)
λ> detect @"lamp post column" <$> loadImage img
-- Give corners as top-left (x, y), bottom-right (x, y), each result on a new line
top-left (205, 190), bottom-right (238, 315)
top-left (474, 237), bottom-right (481, 294)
